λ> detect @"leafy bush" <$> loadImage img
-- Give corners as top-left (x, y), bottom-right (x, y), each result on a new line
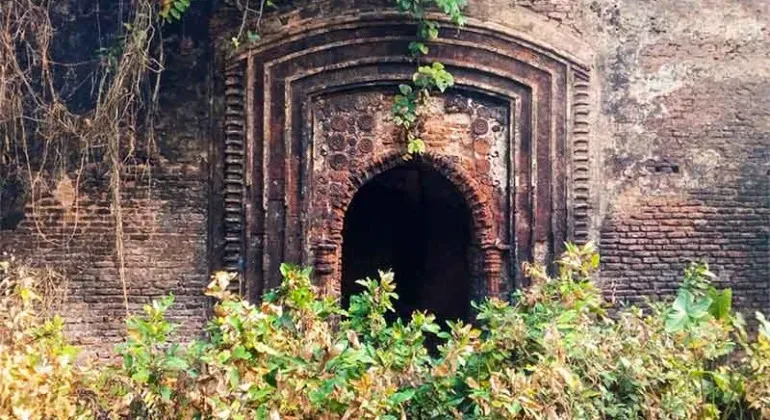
top-left (1, 244), bottom-right (770, 419)
top-left (0, 257), bottom-right (91, 419)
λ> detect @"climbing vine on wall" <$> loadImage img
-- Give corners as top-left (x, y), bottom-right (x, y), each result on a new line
top-left (227, 0), bottom-right (467, 156)
top-left (391, 0), bottom-right (467, 155)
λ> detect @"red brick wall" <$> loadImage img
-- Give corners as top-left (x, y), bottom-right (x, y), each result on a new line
top-left (601, 187), bottom-right (770, 313)
top-left (1, 165), bottom-right (209, 355)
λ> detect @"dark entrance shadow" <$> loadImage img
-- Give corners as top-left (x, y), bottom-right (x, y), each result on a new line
top-left (341, 161), bottom-right (473, 326)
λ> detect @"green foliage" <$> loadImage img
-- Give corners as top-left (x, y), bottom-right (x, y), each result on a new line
top-left (108, 295), bottom-right (192, 418)
top-left (394, 0), bottom-right (467, 28)
top-left (664, 263), bottom-right (734, 332)
top-left (391, 0), bottom-right (466, 155)
top-left (0, 258), bottom-right (92, 419)
top-left (391, 65), bottom-right (455, 131)
top-left (159, 0), bottom-right (191, 22)
top-left (3, 246), bottom-right (770, 419)
top-left (413, 62), bottom-right (454, 93)
top-left (407, 138), bottom-right (427, 154)
top-left (390, 64), bottom-right (455, 156)
top-left (391, 84), bottom-right (418, 129)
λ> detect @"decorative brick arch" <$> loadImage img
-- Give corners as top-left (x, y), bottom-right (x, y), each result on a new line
top-left (212, 12), bottom-right (592, 302)
top-left (312, 152), bottom-right (504, 297)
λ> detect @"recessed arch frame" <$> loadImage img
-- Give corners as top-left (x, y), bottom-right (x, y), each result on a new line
top-left (215, 15), bottom-right (591, 301)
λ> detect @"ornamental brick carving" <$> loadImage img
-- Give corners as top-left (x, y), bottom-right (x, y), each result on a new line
top-left (306, 89), bottom-right (509, 298)
top-left (358, 138), bottom-right (374, 154)
top-left (357, 115), bottom-right (375, 132)
top-left (216, 14), bottom-right (591, 299)
top-left (471, 119), bottom-right (489, 136)
top-left (327, 134), bottom-right (346, 151)
top-left (329, 153), bottom-right (349, 171)
top-left (330, 116), bottom-right (348, 132)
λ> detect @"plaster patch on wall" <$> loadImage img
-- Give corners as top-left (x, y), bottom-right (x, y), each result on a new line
top-left (626, 63), bottom-right (689, 107)
top-left (687, 149), bottom-right (723, 183)
top-left (53, 175), bottom-right (75, 209)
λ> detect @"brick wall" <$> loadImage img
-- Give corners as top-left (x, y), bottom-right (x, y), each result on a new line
top-left (585, 0), bottom-right (770, 313)
top-left (601, 186), bottom-right (770, 313)
top-left (1, 165), bottom-right (209, 355)
top-left (0, 0), bottom-right (213, 353)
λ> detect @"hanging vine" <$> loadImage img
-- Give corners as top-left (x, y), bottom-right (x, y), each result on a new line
top-left (0, 0), bottom-right (186, 314)
top-left (391, 0), bottom-right (467, 156)
top-left (224, 0), bottom-right (467, 157)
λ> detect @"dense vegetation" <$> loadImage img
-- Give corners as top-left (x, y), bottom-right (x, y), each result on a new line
top-left (2, 243), bottom-right (769, 419)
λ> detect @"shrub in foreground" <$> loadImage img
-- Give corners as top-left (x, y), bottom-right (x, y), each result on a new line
top-left (1, 244), bottom-right (769, 419)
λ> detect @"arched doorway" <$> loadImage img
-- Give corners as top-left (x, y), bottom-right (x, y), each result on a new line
top-left (341, 161), bottom-right (473, 324)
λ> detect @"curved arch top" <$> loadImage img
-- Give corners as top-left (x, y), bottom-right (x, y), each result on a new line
top-left (315, 151), bottom-right (502, 297)
top-left (228, 10), bottom-right (591, 71)
top-left (332, 152), bottom-right (494, 244)
top-left (214, 12), bottom-right (592, 301)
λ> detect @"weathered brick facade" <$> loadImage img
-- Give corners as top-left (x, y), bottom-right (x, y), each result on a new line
top-left (1, 0), bottom-right (768, 349)
top-left (1, 166), bottom-right (209, 353)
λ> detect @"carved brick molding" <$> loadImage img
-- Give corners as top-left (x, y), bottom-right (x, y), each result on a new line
top-left (216, 14), bottom-right (591, 300)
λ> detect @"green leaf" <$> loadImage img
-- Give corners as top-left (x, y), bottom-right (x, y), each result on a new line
top-left (173, 1), bottom-right (187, 13)
top-left (389, 388), bottom-right (417, 404)
top-left (666, 291), bottom-right (692, 332)
top-left (169, 7), bottom-right (181, 20)
top-left (413, 62), bottom-right (454, 93)
top-left (418, 20), bottom-right (440, 40)
top-left (279, 263), bottom-right (292, 277)
top-left (264, 368), bottom-right (279, 387)
top-left (164, 356), bottom-right (189, 371)
top-left (422, 322), bottom-right (440, 335)
top-left (228, 366), bottom-right (241, 388)
top-left (217, 349), bottom-right (232, 363)
top-left (131, 368), bottom-right (150, 384)
top-left (160, 385), bottom-right (172, 401)
top-left (666, 289), bottom-right (713, 332)
top-left (690, 295), bottom-right (712, 319)
top-left (232, 345), bottom-right (251, 360)
top-left (408, 41), bottom-right (429, 56)
top-left (711, 372), bottom-right (731, 392)
top-left (707, 287), bottom-right (732, 320)
top-left (557, 310), bottom-right (577, 325)
top-left (407, 138), bottom-right (426, 155)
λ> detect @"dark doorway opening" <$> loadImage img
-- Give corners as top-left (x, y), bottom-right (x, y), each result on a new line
top-left (341, 162), bottom-right (473, 325)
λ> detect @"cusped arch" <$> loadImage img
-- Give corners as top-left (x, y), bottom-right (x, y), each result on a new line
top-left (312, 151), bottom-right (504, 297)
top-left (333, 152), bottom-right (493, 244)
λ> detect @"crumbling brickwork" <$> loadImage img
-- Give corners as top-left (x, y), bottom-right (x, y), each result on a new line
top-left (0, 0), bottom-right (214, 353)
top-left (582, 0), bottom-right (770, 313)
top-left (1, 165), bottom-right (209, 355)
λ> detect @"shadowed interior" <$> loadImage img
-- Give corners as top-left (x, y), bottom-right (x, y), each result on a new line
top-left (341, 162), bottom-right (473, 324)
